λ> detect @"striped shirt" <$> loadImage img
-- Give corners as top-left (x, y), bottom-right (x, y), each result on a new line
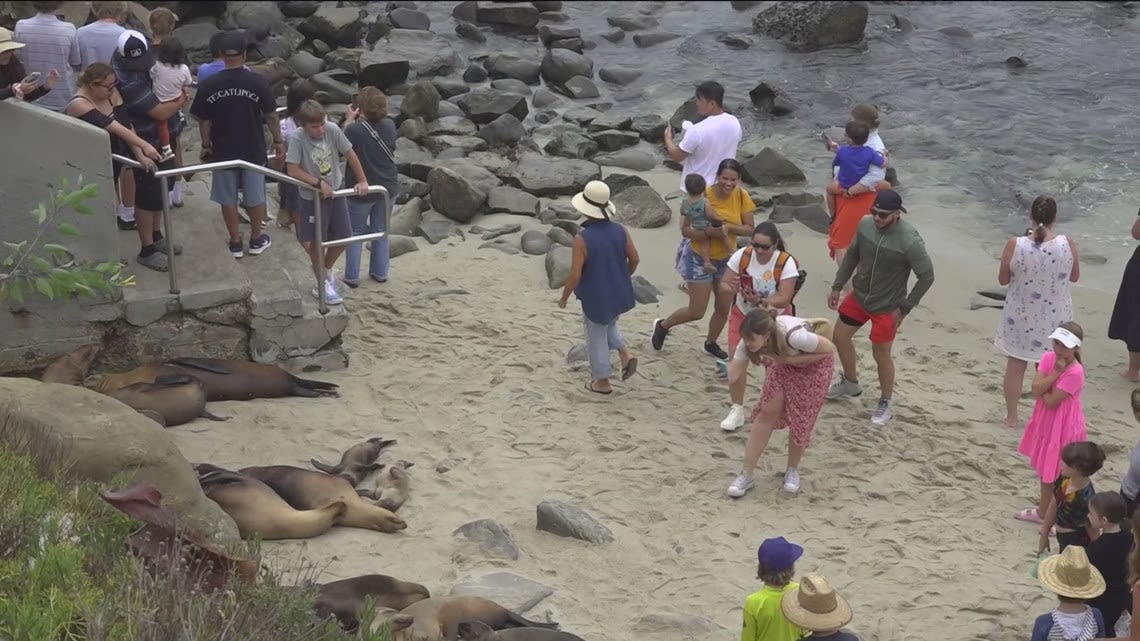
top-left (13, 13), bottom-right (80, 112)
top-left (76, 20), bottom-right (125, 68)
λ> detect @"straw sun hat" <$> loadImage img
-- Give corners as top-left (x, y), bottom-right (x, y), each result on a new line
top-left (1037, 545), bottom-right (1106, 600)
top-left (571, 180), bottom-right (616, 221)
top-left (780, 573), bottom-right (853, 631)
top-left (0, 27), bottom-right (26, 55)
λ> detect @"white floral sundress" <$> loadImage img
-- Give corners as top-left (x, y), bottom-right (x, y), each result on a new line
top-left (994, 235), bottom-right (1074, 363)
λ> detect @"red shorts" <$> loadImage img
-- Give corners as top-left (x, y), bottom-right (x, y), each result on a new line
top-left (838, 294), bottom-right (898, 344)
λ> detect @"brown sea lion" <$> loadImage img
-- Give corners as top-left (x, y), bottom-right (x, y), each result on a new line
top-left (40, 343), bottom-right (100, 385)
top-left (315, 574), bottom-right (431, 631)
top-left (84, 357), bottom-right (339, 401)
top-left (458, 621), bottom-right (585, 641)
top-left (103, 375), bottom-right (230, 427)
top-left (390, 597), bottom-right (559, 641)
top-left (239, 465), bottom-right (407, 533)
top-left (357, 460), bottom-right (414, 511)
top-left (194, 463), bottom-right (346, 540)
top-left (311, 437), bottom-right (397, 485)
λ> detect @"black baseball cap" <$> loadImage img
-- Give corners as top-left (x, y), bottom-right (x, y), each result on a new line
top-left (217, 30), bottom-right (248, 57)
top-left (115, 29), bottom-right (153, 72)
top-left (872, 190), bottom-right (907, 213)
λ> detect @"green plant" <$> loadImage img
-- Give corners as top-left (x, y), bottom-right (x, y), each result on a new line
top-left (0, 175), bottom-right (135, 304)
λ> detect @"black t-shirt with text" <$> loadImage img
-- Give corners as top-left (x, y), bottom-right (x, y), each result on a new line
top-left (189, 67), bottom-right (275, 165)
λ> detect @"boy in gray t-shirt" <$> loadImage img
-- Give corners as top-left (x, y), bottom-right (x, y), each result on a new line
top-left (285, 99), bottom-right (369, 305)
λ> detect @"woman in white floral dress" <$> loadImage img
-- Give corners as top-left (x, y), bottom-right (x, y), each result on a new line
top-left (994, 195), bottom-right (1080, 428)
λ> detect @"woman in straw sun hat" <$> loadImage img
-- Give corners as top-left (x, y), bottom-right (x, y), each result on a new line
top-left (1031, 545), bottom-right (1107, 641)
top-left (0, 26), bottom-right (59, 102)
top-left (558, 180), bottom-right (640, 395)
top-left (780, 573), bottom-right (857, 640)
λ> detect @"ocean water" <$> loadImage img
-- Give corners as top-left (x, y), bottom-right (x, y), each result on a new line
top-left (380, 1), bottom-right (1140, 289)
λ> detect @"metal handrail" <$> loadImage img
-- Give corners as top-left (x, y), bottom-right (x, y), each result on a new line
top-left (111, 153), bottom-right (390, 316)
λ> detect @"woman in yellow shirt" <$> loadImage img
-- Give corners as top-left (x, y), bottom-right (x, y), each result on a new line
top-left (652, 158), bottom-right (757, 359)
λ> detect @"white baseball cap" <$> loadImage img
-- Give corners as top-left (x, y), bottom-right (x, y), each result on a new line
top-left (1048, 326), bottom-right (1081, 349)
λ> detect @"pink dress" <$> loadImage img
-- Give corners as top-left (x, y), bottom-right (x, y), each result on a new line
top-left (1017, 350), bottom-right (1087, 483)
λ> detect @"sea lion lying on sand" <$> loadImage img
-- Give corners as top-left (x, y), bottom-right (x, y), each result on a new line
top-left (458, 621), bottom-right (585, 641)
top-left (385, 597), bottom-right (559, 641)
top-left (357, 460), bottom-right (414, 512)
top-left (311, 437), bottom-right (396, 485)
top-left (104, 375), bottom-right (230, 427)
top-left (194, 463), bottom-right (346, 540)
top-left (40, 343), bottom-right (100, 385)
top-left (315, 574), bottom-right (431, 631)
top-left (239, 465), bottom-right (407, 533)
top-left (85, 357), bottom-right (339, 401)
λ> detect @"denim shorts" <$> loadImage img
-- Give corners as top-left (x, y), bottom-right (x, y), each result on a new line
top-left (210, 168), bottom-right (266, 207)
top-left (677, 241), bottom-right (728, 283)
top-left (297, 196), bottom-right (352, 244)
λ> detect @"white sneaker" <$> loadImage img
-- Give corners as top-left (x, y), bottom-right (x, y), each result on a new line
top-left (727, 474), bottom-right (754, 498)
top-left (312, 279), bottom-right (343, 305)
top-left (827, 374), bottom-right (864, 400)
top-left (720, 404), bottom-right (746, 432)
top-left (170, 180), bottom-right (184, 207)
top-left (871, 399), bottom-right (894, 426)
top-left (782, 468), bottom-right (801, 493)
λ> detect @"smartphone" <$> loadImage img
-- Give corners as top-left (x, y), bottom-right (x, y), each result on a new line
top-left (22, 72), bottom-right (40, 84)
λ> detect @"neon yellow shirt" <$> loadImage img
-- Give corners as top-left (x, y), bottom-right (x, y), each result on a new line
top-left (741, 583), bottom-right (806, 641)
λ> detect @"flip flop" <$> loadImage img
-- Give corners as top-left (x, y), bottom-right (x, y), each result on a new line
top-left (584, 382), bottom-right (612, 395)
top-left (1015, 507), bottom-right (1043, 524)
top-left (621, 357), bottom-right (638, 381)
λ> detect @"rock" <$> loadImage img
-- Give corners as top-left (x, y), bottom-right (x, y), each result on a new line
top-left (428, 166), bottom-right (489, 223)
top-left (304, 72), bottom-right (352, 104)
top-left (939, 26), bottom-right (973, 38)
top-left (591, 129), bottom-right (640, 152)
top-left (769, 192), bottom-right (829, 234)
top-left (323, 47), bottom-right (365, 75)
top-left (603, 173), bottom-right (651, 195)
top-left (453, 0), bottom-right (478, 21)
top-left (1082, 253), bottom-right (1109, 266)
top-left (358, 51), bottom-right (410, 90)
top-left (532, 87), bottom-right (560, 108)
top-left (0, 378), bottom-right (239, 545)
top-left (479, 223), bottom-right (522, 240)
top-left (631, 275), bottom-right (662, 304)
top-left (633, 32), bottom-right (681, 47)
top-left (550, 220), bottom-right (581, 237)
top-left (976, 287), bottom-right (1007, 301)
top-left (172, 22), bottom-right (220, 65)
top-left (546, 227), bottom-right (574, 247)
top-left (476, 1), bottom-right (540, 30)
top-left (402, 80), bottom-right (441, 121)
top-left (612, 185), bottom-right (671, 228)
top-left (491, 78), bottom-right (532, 95)
top-left (561, 106), bottom-right (601, 125)
top-left (427, 116), bottom-right (478, 136)
top-left (536, 500), bottom-right (614, 543)
top-left (731, 0), bottom-right (762, 7)
top-left (280, 1), bottom-right (321, 18)
top-left (585, 113), bottom-right (631, 134)
top-left (224, 1), bottom-right (288, 32)
top-left (463, 62), bottom-right (489, 83)
top-left (598, 65), bottom-right (642, 86)
top-left (540, 49), bottom-right (594, 84)
top-left (453, 519), bottom-right (520, 560)
top-left (480, 239), bottom-right (521, 255)
top-left (544, 130), bottom-right (598, 160)
top-left (550, 36), bottom-right (585, 53)
top-left (434, 158), bottom-right (504, 194)
top-left (449, 572), bottom-right (553, 614)
top-left (432, 78), bottom-right (470, 100)
top-left (508, 153), bottom-right (599, 197)
top-left (637, 612), bottom-right (727, 635)
top-left (668, 96), bottom-right (702, 131)
top-left (1006, 55), bottom-right (1028, 69)
top-left (749, 83), bottom-right (797, 116)
top-left (366, 16), bottom-right (393, 45)
top-left (545, 245), bottom-right (573, 288)
top-left (486, 53), bottom-right (542, 84)
top-left (600, 29), bottom-right (625, 43)
top-left (630, 114), bottom-right (667, 142)
top-left (554, 76), bottom-right (599, 99)
top-left (298, 6), bottom-right (367, 49)
top-left (462, 89), bottom-right (529, 125)
top-left (455, 20), bottom-right (486, 43)
top-left (424, 134), bottom-right (488, 155)
top-left (438, 101), bottom-right (464, 119)
top-left (740, 148), bottom-right (806, 186)
top-left (388, 7), bottom-right (430, 30)
top-left (532, 0), bottom-right (564, 11)
top-left (488, 185), bottom-right (540, 216)
top-left (719, 33), bottom-right (753, 49)
top-left (377, 29), bottom-right (459, 78)
top-left (514, 230), bottom-right (549, 254)
top-left (607, 15), bottom-right (658, 31)
top-left (389, 235), bottom-right (419, 258)
top-left (287, 50), bottom-right (324, 78)
top-left (566, 342), bottom-right (589, 364)
top-left (397, 175), bottom-right (429, 203)
top-left (391, 196), bottom-right (426, 236)
top-left (752, 1), bottom-right (869, 52)
top-left (416, 209), bottom-right (457, 244)
top-left (538, 24), bottom-right (580, 46)
top-left (970, 294), bottom-right (1004, 311)
top-left (593, 150), bottom-right (656, 172)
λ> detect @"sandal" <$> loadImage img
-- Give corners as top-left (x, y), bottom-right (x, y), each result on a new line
top-left (621, 357), bottom-right (638, 381)
top-left (584, 382), bottom-right (612, 395)
top-left (1015, 507), bottom-right (1043, 524)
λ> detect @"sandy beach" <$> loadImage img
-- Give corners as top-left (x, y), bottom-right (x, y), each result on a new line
top-left (166, 171), bottom-right (1139, 641)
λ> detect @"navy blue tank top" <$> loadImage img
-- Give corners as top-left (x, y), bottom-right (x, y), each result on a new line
top-left (575, 220), bottom-right (635, 325)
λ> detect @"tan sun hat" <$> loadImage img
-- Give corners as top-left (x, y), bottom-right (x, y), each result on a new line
top-left (0, 28), bottom-right (26, 55)
top-left (1037, 545), bottom-right (1106, 600)
top-left (780, 573), bottom-right (853, 631)
top-left (571, 180), bottom-right (616, 221)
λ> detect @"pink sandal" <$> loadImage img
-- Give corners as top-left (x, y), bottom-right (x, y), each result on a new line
top-left (1015, 507), bottom-right (1044, 524)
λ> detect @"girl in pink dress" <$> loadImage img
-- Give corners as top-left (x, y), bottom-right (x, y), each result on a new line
top-left (1016, 322), bottom-right (1088, 524)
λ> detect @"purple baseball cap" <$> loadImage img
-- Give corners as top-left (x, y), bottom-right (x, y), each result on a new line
top-left (757, 536), bottom-right (804, 571)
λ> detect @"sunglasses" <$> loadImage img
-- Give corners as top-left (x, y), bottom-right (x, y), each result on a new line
top-left (751, 242), bottom-right (772, 251)
top-left (871, 208), bottom-right (897, 218)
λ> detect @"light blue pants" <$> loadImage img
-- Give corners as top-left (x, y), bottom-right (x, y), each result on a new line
top-left (344, 198), bottom-right (389, 283)
top-left (584, 314), bottom-right (627, 381)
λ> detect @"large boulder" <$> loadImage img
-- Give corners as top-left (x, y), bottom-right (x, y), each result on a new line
top-left (358, 51), bottom-right (410, 90)
top-left (0, 377), bottom-right (240, 545)
top-left (752, 1), bottom-right (869, 52)
top-left (485, 53), bottom-right (542, 84)
top-left (539, 48), bottom-right (594, 85)
top-left (427, 167), bottom-right (489, 223)
top-left (172, 22), bottom-right (220, 65)
top-left (740, 148), bottom-right (806, 186)
top-left (612, 185), bottom-right (672, 228)
top-left (461, 89), bottom-right (529, 125)
top-left (402, 80), bottom-right (442, 122)
top-left (477, 113), bottom-right (526, 148)
top-left (507, 152), bottom-right (599, 197)
top-left (377, 29), bottom-right (459, 77)
top-left (475, 1), bottom-right (540, 30)
top-left (545, 246), bottom-right (572, 289)
top-left (220, 1), bottom-right (287, 32)
top-left (298, 6), bottom-right (368, 49)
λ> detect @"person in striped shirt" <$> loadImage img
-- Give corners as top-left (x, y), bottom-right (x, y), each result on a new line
top-left (13, 1), bottom-right (80, 112)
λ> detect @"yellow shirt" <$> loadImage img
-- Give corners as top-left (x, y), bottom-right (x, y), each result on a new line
top-left (741, 583), bottom-right (806, 641)
top-left (704, 185), bottom-right (756, 261)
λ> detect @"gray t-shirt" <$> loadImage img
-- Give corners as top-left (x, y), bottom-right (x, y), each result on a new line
top-left (286, 122), bottom-right (353, 201)
top-left (1121, 441), bottom-right (1140, 499)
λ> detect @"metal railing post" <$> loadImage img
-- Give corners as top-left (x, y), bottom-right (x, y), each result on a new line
top-left (159, 174), bottom-right (179, 295)
top-left (313, 195), bottom-right (327, 316)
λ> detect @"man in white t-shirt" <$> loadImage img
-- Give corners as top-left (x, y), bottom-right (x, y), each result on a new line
top-left (663, 81), bottom-right (742, 192)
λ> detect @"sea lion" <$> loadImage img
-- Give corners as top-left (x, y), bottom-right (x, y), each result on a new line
top-left (239, 465), bottom-right (407, 534)
top-left (103, 375), bottom-right (230, 427)
top-left (389, 597), bottom-right (559, 641)
top-left (311, 437), bottom-right (397, 485)
top-left (315, 574), bottom-right (431, 631)
top-left (458, 621), bottom-right (585, 641)
top-left (357, 460), bottom-right (414, 512)
top-left (194, 463), bottom-right (346, 540)
top-left (40, 343), bottom-right (100, 385)
top-left (84, 357), bottom-right (339, 401)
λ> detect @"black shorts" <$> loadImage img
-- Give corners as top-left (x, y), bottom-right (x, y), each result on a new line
top-left (133, 158), bottom-right (177, 213)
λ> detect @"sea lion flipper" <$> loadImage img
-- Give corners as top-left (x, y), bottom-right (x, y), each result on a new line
top-left (152, 373), bottom-right (198, 387)
top-left (310, 458), bottom-right (340, 475)
top-left (136, 409), bottom-right (167, 427)
top-left (166, 357), bottom-right (233, 376)
top-left (200, 410), bottom-right (230, 422)
top-left (356, 489), bottom-right (378, 500)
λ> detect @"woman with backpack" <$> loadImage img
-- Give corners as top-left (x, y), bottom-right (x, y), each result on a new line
top-left (718, 222), bottom-right (805, 431)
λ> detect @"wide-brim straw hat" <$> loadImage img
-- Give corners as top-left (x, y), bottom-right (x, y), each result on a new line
top-left (571, 180), bottom-right (616, 220)
top-left (0, 27), bottom-right (26, 55)
top-left (1037, 545), bottom-right (1106, 600)
top-left (780, 573), bottom-right (853, 631)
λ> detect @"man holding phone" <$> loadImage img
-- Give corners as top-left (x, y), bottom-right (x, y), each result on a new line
top-left (662, 80), bottom-right (742, 191)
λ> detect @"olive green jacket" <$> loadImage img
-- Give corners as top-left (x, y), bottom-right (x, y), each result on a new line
top-left (832, 216), bottom-right (935, 315)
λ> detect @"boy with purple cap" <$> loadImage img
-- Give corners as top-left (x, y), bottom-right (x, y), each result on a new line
top-left (742, 536), bottom-right (806, 641)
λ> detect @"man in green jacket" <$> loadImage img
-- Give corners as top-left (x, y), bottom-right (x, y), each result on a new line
top-left (826, 191), bottom-right (935, 426)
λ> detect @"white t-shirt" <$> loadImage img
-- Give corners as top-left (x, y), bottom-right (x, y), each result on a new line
top-left (733, 315), bottom-right (820, 361)
top-left (726, 248), bottom-right (799, 315)
top-left (678, 112), bottom-right (742, 190)
top-left (149, 62), bottom-right (192, 102)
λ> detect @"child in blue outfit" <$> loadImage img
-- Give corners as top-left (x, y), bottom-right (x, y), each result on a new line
top-left (1031, 545), bottom-right (1107, 641)
top-left (781, 572), bottom-right (860, 640)
top-left (825, 120), bottom-right (886, 219)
